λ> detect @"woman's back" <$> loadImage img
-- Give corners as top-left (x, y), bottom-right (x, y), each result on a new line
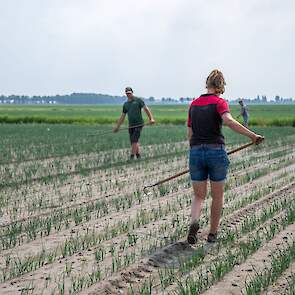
top-left (188, 94), bottom-right (229, 146)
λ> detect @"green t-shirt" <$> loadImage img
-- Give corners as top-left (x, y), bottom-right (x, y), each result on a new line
top-left (122, 97), bottom-right (145, 126)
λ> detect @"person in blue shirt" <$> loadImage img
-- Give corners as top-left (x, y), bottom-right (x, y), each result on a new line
top-left (237, 98), bottom-right (249, 127)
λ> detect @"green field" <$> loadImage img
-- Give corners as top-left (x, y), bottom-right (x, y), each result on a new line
top-left (0, 104), bottom-right (295, 126)
top-left (0, 123), bottom-right (295, 294)
top-left (0, 123), bottom-right (293, 165)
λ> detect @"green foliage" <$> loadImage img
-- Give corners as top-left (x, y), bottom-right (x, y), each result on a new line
top-left (0, 104), bottom-right (295, 126)
top-left (1, 121), bottom-right (295, 294)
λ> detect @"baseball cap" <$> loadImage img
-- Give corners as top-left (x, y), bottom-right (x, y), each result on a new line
top-left (125, 87), bottom-right (133, 94)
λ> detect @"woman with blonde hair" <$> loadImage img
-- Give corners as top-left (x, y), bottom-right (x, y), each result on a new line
top-left (187, 69), bottom-right (264, 244)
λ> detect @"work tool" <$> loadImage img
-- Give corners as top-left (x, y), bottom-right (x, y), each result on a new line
top-left (143, 141), bottom-right (256, 195)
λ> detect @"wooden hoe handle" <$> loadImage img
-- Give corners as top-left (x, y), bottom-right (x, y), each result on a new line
top-left (143, 141), bottom-right (255, 192)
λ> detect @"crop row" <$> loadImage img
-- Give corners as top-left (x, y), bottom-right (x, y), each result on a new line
top-left (64, 181), bottom-right (295, 295)
top-left (244, 239), bottom-right (295, 294)
top-left (140, 201), bottom-right (295, 295)
top-left (1, 126), bottom-right (294, 187)
top-left (0, 138), bottom-right (287, 216)
top-left (1, 142), bottom-right (293, 231)
top-left (2, 169), bottom-right (293, 294)
top-left (1, 149), bottom-right (293, 253)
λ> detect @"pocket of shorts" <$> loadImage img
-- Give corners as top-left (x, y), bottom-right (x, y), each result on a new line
top-left (207, 149), bottom-right (228, 163)
top-left (189, 149), bottom-right (202, 165)
top-left (190, 148), bottom-right (202, 158)
top-left (206, 148), bottom-right (224, 157)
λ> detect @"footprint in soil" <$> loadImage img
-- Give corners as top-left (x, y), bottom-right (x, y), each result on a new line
top-left (148, 241), bottom-right (202, 268)
top-left (121, 272), bottom-right (137, 284)
top-left (148, 257), bottom-right (167, 267)
top-left (109, 279), bottom-right (126, 289)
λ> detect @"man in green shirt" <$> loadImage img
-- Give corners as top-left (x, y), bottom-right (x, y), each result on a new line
top-left (114, 87), bottom-right (155, 159)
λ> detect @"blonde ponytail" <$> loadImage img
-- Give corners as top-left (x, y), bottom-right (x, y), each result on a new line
top-left (206, 69), bottom-right (226, 95)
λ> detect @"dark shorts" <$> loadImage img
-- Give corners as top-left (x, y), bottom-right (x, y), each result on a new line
top-left (129, 127), bottom-right (142, 143)
top-left (189, 144), bottom-right (230, 182)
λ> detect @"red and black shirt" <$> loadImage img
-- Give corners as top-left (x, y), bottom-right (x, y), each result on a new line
top-left (187, 94), bottom-right (230, 146)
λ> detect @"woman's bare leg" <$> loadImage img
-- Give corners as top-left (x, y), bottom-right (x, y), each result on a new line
top-left (209, 180), bottom-right (224, 233)
top-left (191, 180), bottom-right (207, 222)
top-left (187, 180), bottom-right (207, 244)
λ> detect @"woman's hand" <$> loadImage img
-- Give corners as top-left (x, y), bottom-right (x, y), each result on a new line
top-left (251, 134), bottom-right (264, 144)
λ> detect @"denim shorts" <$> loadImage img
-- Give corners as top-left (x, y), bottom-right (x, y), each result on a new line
top-left (189, 144), bottom-right (230, 182)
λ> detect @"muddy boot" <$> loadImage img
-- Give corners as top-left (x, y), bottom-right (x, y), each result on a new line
top-left (187, 221), bottom-right (200, 244)
top-left (136, 153), bottom-right (141, 159)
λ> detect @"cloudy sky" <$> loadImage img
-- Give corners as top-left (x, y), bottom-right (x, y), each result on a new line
top-left (0, 0), bottom-right (294, 100)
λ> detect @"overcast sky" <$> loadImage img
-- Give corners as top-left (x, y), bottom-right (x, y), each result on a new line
top-left (0, 0), bottom-right (294, 99)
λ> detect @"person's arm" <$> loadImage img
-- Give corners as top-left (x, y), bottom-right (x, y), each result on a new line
top-left (187, 105), bottom-right (192, 144)
top-left (222, 112), bottom-right (264, 144)
top-left (113, 113), bottom-right (126, 132)
top-left (187, 127), bottom-right (192, 141)
top-left (143, 105), bottom-right (155, 124)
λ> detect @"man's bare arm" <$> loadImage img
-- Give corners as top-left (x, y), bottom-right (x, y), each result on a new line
top-left (113, 113), bottom-right (126, 132)
top-left (143, 106), bottom-right (155, 124)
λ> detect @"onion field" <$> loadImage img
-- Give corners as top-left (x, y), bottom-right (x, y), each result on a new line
top-left (0, 104), bottom-right (295, 126)
top-left (0, 124), bottom-right (295, 294)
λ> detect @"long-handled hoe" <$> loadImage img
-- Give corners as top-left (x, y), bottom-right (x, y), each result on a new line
top-left (87, 123), bottom-right (148, 137)
top-left (143, 141), bottom-right (261, 195)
